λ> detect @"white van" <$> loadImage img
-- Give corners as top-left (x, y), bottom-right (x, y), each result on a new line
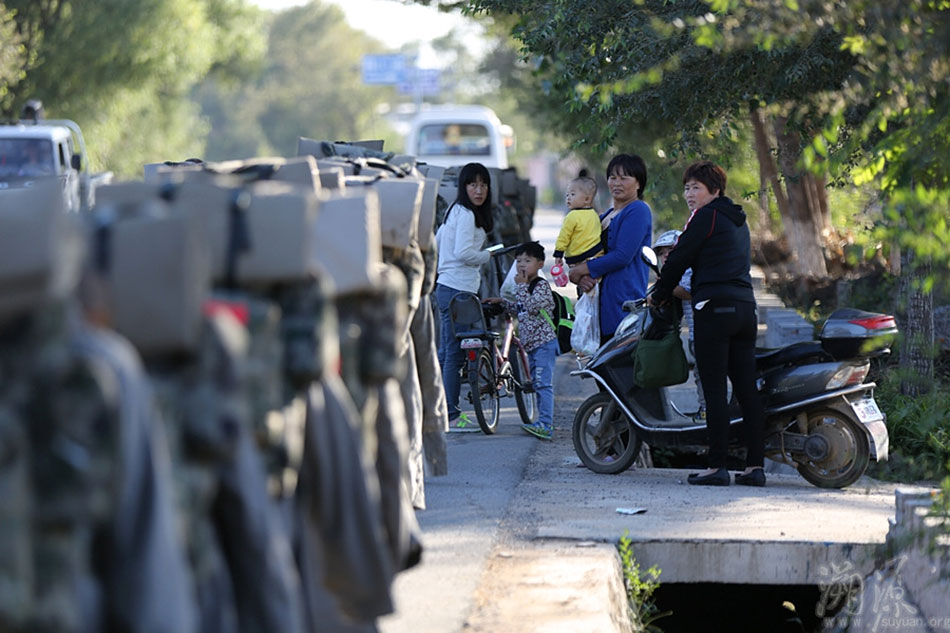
top-left (405, 105), bottom-right (513, 169)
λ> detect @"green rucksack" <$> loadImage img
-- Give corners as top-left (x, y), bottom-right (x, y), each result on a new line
top-left (529, 278), bottom-right (575, 355)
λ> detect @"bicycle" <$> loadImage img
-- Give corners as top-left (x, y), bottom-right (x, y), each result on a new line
top-left (449, 291), bottom-right (538, 434)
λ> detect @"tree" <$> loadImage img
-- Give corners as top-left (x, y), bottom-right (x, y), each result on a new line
top-left (722, 0), bottom-right (950, 392)
top-left (448, 0), bottom-right (949, 389)
top-left (0, 3), bottom-right (25, 107)
top-left (198, 1), bottom-right (398, 160)
top-left (450, 0), bottom-right (858, 275)
top-left (2, 0), bottom-right (265, 176)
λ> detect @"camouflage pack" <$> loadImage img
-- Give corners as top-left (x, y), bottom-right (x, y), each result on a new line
top-left (315, 159), bottom-right (355, 176)
top-left (361, 264), bottom-right (409, 383)
top-left (275, 275), bottom-right (339, 390)
top-left (0, 182), bottom-right (82, 323)
top-left (312, 189), bottom-right (382, 295)
top-left (318, 166), bottom-right (345, 191)
top-left (105, 207), bottom-right (212, 357)
top-left (382, 244), bottom-right (424, 313)
top-left (374, 179), bottom-right (423, 250)
top-left (296, 136), bottom-right (394, 162)
top-left (237, 182), bottom-right (320, 286)
top-left (95, 180), bottom-right (239, 283)
top-left (417, 164), bottom-right (445, 182)
top-left (153, 156), bottom-right (323, 198)
top-left (97, 180), bottom-right (322, 288)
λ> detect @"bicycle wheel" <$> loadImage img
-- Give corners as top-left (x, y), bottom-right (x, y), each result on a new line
top-left (511, 343), bottom-right (537, 425)
top-left (469, 347), bottom-right (500, 434)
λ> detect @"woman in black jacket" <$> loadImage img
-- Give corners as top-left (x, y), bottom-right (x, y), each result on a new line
top-left (649, 161), bottom-right (766, 487)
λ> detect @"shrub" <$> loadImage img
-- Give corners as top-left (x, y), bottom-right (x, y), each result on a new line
top-left (868, 373), bottom-right (950, 483)
top-left (618, 531), bottom-right (667, 633)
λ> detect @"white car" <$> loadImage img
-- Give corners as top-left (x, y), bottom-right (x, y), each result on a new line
top-left (405, 105), bottom-right (514, 169)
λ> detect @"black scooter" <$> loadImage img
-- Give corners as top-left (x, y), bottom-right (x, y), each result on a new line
top-left (571, 247), bottom-right (896, 489)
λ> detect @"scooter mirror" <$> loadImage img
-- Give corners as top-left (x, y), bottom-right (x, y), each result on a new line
top-left (640, 246), bottom-right (659, 272)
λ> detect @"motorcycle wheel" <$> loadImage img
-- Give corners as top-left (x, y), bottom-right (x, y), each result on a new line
top-left (512, 345), bottom-right (537, 425)
top-left (572, 392), bottom-right (642, 474)
top-left (796, 408), bottom-right (870, 489)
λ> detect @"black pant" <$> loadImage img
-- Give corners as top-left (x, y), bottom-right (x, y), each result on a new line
top-left (692, 298), bottom-right (764, 469)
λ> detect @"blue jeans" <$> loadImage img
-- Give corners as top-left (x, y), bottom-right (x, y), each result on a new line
top-left (435, 283), bottom-right (465, 420)
top-left (527, 339), bottom-right (558, 428)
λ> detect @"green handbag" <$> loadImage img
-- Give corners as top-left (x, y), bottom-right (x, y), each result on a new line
top-left (633, 331), bottom-right (689, 388)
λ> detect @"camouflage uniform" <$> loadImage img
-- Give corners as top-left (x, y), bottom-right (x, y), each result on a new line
top-left (145, 311), bottom-right (305, 633)
top-left (410, 242), bottom-right (449, 476)
top-left (381, 245), bottom-right (428, 509)
top-left (0, 304), bottom-right (200, 633)
top-left (71, 316), bottom-right (199, 633)
top-left (335, 264), bottom-right (423, 564)
top-left (294, 376), bottom-right (395, 631)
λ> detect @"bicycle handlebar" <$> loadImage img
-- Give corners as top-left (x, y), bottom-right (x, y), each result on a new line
top-left (488, 243), bottom-right (520, 256)
top-left (480, 301), bottom-right (506, 319)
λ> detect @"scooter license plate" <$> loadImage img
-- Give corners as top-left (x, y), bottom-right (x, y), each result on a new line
top-left (850, 396), bottom-right (884, 423)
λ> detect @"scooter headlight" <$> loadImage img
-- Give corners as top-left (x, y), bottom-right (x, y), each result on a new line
top-left (615, 313), bottom-right (639, 337)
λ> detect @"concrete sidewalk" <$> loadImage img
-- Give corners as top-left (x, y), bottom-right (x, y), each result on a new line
top-left (379, 207), bottom-right (921, 633)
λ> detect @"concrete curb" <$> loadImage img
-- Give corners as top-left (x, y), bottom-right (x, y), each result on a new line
top-left (464, 542), bottom-right (633, 633)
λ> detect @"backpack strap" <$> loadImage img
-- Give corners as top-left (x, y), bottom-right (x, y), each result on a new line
top-left (528, 278), bottom-right (557, 333)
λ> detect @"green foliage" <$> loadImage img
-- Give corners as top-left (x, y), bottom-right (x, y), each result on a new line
top-left (3, 0), bottom-right (267, 176)
top-left (463, 0), bottom-right (853, 163)
top-left (0, 3), bottom-right (25, 105)
top-left (869, 374), bottom-right (950, 483)
top-left (457, 0), bottom-right (950, 279)
top-left (874, 187), bottom-right (950, 269)
top-left (198, 2), bottom-right (398, 161)
top-left (618, 531), bottom-right (667, 633)
top-left (473, 16), bottom-right (568, 169)
top-left (931, 474), bottom-right (950, 535)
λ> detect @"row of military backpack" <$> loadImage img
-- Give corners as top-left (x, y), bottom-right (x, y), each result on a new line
top-left (0, 138), bottom-right (532, 633)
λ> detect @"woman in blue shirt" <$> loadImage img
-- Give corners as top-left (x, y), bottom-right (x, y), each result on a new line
top-left (569, 154), bottom-right (653, 342)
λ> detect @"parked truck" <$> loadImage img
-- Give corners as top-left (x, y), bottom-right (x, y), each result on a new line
top-left (0, 100), bottom-right (111, 211)
top-left (405, 105), bottom-right (514, 169)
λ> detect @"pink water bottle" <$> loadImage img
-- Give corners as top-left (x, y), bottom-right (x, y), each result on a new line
top-left (550, 264), bottom-right (569, 287)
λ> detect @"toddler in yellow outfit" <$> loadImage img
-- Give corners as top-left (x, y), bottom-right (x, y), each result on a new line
top-left (553, 176), bottom-right (603, 266)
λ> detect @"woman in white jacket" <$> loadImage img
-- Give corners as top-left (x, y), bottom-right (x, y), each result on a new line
top-left (434, 162), bottom-right (495, 431)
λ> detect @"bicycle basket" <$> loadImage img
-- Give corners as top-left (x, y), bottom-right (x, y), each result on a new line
top-left (449, 291), bottom-right (490, 340)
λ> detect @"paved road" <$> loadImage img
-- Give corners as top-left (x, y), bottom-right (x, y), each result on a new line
top-left (379, 207), bottom-right (920, 633)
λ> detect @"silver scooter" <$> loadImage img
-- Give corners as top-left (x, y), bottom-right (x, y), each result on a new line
top-left (571, 247), bottom-right (895, 488)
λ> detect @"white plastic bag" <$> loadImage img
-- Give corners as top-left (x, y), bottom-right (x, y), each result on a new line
top-left (571, 286), bottom-right (600, 357)
top-left (500, 261), bottom-right (519, 302)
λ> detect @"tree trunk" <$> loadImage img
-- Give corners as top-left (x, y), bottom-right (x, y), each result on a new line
top-left (898, 249), bottom-right (934, 395)
top-left (803, 172), bottom-right (830, 238)
top-left (750, 109), bottom-right (788, 229)
top-left (772, 115), bottom-right (829, 278)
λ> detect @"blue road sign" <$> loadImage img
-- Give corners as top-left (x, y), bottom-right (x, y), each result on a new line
top-left (398, 68), bottom-right (442, 96)
top-left (361, 54), bottom-right (407, 85)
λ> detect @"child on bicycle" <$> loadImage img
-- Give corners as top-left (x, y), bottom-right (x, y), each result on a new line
top-left (486, 241), bottom-right (558, 440)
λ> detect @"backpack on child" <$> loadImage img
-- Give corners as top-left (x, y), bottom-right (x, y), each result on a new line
top-left (528, 278), bottom-right (575, 355)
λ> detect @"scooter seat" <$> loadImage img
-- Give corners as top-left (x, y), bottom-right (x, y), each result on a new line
top-left (755, 341), bottom-right (830, 370)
